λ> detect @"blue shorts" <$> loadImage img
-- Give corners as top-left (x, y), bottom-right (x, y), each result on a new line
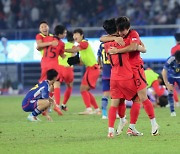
top-left (102, 79), bottom-right (110, 92)
top-left (22, 97), bottom-right (38, 112)
top-left (168, 77), bottom-right (180, 87)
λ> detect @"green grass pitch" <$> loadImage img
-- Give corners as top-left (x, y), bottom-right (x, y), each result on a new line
top-left (0, 95), bottom-right (180, 154)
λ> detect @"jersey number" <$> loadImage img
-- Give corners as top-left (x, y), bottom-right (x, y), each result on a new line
top-left (44, 46), bottom-right (56, 58)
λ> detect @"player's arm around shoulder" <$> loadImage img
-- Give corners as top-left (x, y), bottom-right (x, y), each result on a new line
top-left (100, 35), bottom-right (125, 46)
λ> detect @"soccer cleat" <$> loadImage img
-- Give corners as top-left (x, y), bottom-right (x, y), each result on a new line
top-left (53, 105), bottom-right (63, 116)
top-left (61, 104), bottom-right (68, 111)
top-left (107, 132), bottom-right (114, 138)
top-left (27, 114), bottom-right (38, 122)
top-left (116, 119), bottom-right (128, 135)
top-left (93, 108), bottom-right (101, 115)
top-left (152, 124), bottom-right (160, 136)
top-left (127, 127), bottom-right (143, 136)
top-left (170, 112), bottom-right (176, 117)
top-left (78, 108), bottom-right (93, 115)
top-left (102, 115), bottom-right (108, 119)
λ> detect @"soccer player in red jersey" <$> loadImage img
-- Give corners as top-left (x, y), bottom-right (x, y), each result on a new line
top-left (102, 16), bottom-right (159, 136)
top-left (58, 31), bottom-right (75, 111)
top-left (171, 33), bottom-right (180, 55)
top-left (102, 18), bottom-right (147, 138)
top-left (36, 21), bottom-right (58, 53)
top-left (39, 25), bottom-right (67, 116)
top-left (66, 29), bottom-right (101, 115)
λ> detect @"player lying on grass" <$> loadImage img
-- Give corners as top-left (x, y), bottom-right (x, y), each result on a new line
top-left (22, 69), bottom-right (58, 122)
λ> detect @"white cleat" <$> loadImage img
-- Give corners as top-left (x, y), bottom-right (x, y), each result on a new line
top-left (127, 127), bottom-right (143, 136)
top-left (116, 119), bottom-right (128, 135)
top-left (27, 114), bottom-right (38, 122)
top-left (152, 124), bottom-right (160, 136)
top-left (171, 112), bottom-right (176, 117)
top-left (78, 109), bottom-right (93, 115)
top-left (102, 115), bottom-right (108, 119)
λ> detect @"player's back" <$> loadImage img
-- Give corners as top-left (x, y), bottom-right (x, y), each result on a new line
top-left (104, 41), bottom-right (133, 80)
top-left (41, 37), bottom-right (64, 66)
top-left (124, 30), bottom-right (143, 67)
top-left (25, 81), bottom-right (49, 100)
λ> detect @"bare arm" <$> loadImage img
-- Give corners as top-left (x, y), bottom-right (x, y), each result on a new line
top-left (65, 46), bottom-right (80, 53)
top-left (36, 40), bottom-right (58, 51)
top-left (162, 69), bottom-right (174, 91)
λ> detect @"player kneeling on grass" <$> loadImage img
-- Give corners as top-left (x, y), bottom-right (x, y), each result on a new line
top-left (22, 69), bottom-right (58, 122)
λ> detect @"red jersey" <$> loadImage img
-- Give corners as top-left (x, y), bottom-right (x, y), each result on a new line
top-left (124, 30), bottom-right (143, 67)
top-left (171, 44), bottom-right (180, 55)
top-left (104, 41), bottom-right (133, 80)
top-left (41, 37), bottom-right (64, 67)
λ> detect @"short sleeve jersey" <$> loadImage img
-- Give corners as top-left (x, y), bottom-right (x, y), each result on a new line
top-left (41, 37), bottom-right (64, 66)
top-left (36, 33), bottom-right (54, 56)
top-left (104, 41), bottom-right (133, 80)
top-left (124, 30), bottom-right (143, 67)
top-left (25, 80), bottom-right (50, 100)
top-left (164, 56), bottom-right (180, 78)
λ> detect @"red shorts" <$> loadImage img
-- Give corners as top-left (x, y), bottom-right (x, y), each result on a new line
top-left (110, 79), bottom-right (137, 100)
top-left (39, 64), bottom-right (62, 82)
top-left (132, 65), bottom-right (147, 91)
top-left (81, 64), bottom-right (100, 89)
top-left (58, 65), bottom-right (74, 84)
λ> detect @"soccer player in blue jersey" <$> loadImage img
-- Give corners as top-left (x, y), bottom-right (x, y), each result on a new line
top-left (22, 69), bottom-right (58, 122)
top-left (162, 50), bottom-right (180, 117)
top-left (97, 42), bottom-right (111, 119)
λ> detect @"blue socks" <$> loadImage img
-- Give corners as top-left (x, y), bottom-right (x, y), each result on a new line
top-left (101, 96), bottom-right (108, 116)
top-left (168, 92), bottom-right (175, 112)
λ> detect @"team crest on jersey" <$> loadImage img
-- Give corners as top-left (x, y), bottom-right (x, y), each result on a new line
top-left (176, 68), bottom-right (180, 73)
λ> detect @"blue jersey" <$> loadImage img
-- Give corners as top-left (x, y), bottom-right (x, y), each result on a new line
top-left (164, 56), bottom-right (180, 78)
top-left (97, 43), bottom-right (111, 79)
top-left (24, 80), bottom-right (50, 101)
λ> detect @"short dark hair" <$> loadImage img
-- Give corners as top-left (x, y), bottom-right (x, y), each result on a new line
top-left (54, 25), bottom-right (66, 35)
top-left (158, 96), bottom-right (168, 107)
top-left (116, 16), bottom-right (130, 31)
top-left (39, 21), bottom-right (48, 26)
top-left (174, 33), bottom-right (180, 42)
top-left (103, 18), bottom-right (117, 35)
top-left (73, 28), bottom-right (84, 38)
top-left (175, 50), bottom-right (180, 62)
top-left (47, 69), bottom-right (58, 80)
top-left (66, 31), bottom-right (74, 42)
top-left (73, 28), bottom-right (84, 35)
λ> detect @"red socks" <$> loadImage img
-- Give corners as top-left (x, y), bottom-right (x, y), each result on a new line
top-left (81, 91), bottom-right (91, 108)
top-left (108, 106), bottom-right (117, 128)
top-left (54, 88), bottom-right (60, 105)
top-left (118, 102), bottom-right (126, 118)
top-left (88, 92), bottom-right (99, 109)
top-left (142, 99), bottom-right (155, 119)
top-left (130, 102), bottom-right (141, 124)
top-left (63, 87), bottom-right (72, 105)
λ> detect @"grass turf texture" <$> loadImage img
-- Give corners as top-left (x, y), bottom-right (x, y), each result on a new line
top-left (0, 95), bottom-right (180, 154)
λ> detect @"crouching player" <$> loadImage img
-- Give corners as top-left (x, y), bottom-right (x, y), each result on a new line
top-left (22, 69), bottom-right (58, 122)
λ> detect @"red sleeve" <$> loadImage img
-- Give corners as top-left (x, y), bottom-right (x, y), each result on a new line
top-left (152, 80), bottom-right (165, 96)
top-left (57, 41), bottom-right (65, 55)
top-left (79, 41), bottom-right (88, 50)
top-left (130, 30), bottom-right (140, 44)
top-left (36, 34), bottom-right (43, 41)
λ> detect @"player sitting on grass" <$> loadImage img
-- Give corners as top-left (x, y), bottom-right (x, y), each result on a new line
top-left (22, 69), bottom-right (58, 122)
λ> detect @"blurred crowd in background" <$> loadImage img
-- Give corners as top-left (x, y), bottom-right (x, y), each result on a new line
top-left (0, 0), bottom-right (180, 30)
